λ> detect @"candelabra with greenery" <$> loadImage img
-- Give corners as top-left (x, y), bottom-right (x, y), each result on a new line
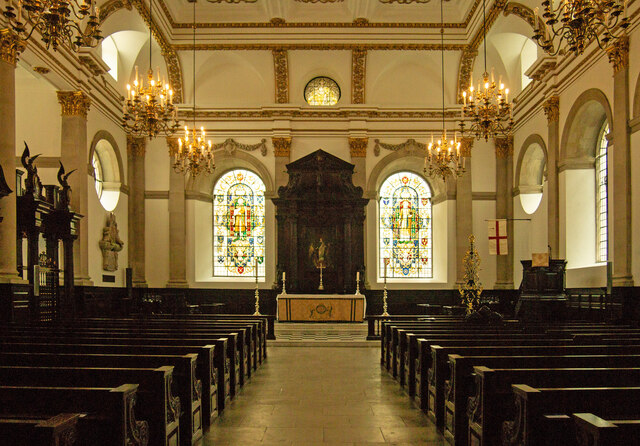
top-left (459, 235), bottom-right (483, 314)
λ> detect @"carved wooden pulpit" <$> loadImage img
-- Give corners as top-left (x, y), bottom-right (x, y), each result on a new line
top-left (273, 150), bottom-right (368, 294)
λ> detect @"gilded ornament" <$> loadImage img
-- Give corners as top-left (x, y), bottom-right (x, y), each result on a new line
top-left (57, 91), bottom-right (91, 118)
top-left (494, 136), bottom-right (513, 159)
top-left (177, 42), bottom-right (464, 51)
top-left (503, 2), bottom-right (536, 28)
top-left (373, 138), bottom-right (426, 156)
top-left (542, 96), bottom-right (559, 123)
top-left (98, 0), bottom-right (133, 24)
top-left (460, 137), bottom-right (474, 157)
top-left (272, 49), bottom-right (289, 104)
top-left (349, 137), bottom-right (368, 158)
top-left (127, 135), bottom-right (146, 158)
top-left (32, 66), bottom-right (50, 74)
top-left (607, 35), bottom-right (629, 74)
top-left (351, 48), bottom-right (366, 104)
top-left (213, 138), bottom-right (268, 156)
top-left (459, 234), bottom-right (483, 314)
top-left (272, 137), bottom-right (292, 157)
top-left (166, 137), bottom-right (179, 156)
top-left (0, 29), bottom-right (26, 65)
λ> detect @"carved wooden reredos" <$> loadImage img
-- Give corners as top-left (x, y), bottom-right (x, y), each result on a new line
top-left (273, 150), bottom-right (369, 294)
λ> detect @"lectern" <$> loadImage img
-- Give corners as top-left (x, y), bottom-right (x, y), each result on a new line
top-left (515, 259), bottom-right (567, 320)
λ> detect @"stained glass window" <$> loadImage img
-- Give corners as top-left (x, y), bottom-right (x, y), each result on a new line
top-left (596, 122), bottom-right (609, 263)
top-left (304, 76), bottom-right (341, 106)
top-left (213, 169), bottom-right (266, 278)
top-left (379, 172), bottom-right (433, 279)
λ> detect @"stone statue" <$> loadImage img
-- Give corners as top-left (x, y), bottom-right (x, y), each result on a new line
top-left (57, 161), bottom-right (76, 210)
top-left (21, 142), bottom-right (42, 197)
top-left (99, 213), bottom-right (124, 271)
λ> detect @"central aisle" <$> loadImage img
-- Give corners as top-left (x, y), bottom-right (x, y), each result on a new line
top-left (204, 346), bottom-right (445, 445)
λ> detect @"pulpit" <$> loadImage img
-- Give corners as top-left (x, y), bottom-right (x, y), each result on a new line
top-left (273, 150), bottom-right (368, 294)
top-left (516, 259), bottom-right (567, 320)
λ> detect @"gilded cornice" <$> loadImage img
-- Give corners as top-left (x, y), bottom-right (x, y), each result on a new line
top-left (295, 0), bottom-right (343, 2)
top-left (503, 2), bottom-right (537, 28)
top-left (182, 108), bottom-right (461, 119)
top-left (57, 91), bottom-right (91, 118)
top-left (174, 43), bottom-right (465, 51)
top-left (456, 0), bottom-right (508, 102)
top-left (127, 135), bottom-right (146, 157)
top-left (0, 29), bottom-right (26, 66)
top-left (157, 0), bottom-right (479, 29)
top-left (543, 96), bottom-right (559, 123)
top-left (98, 0), bottom-right (133, 24)
top-left (351, 48), bottom-right (366, 104)
top-left (272, 137), bottom-right (292, 157)
top-left (607, 35), bottom-right (629, 74)
top-left (494, 136), bottom-right (513, 159)
top-left (130, 0), bottom-right (183, 103)
top-left (349, 137), bottom-right (368, 157)
top-left (272, 49), bottom-right (289, 104)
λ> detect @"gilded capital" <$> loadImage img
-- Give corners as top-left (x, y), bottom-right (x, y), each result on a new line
top-left (494, 136), bottom-right (513, 159)
top-left (166, 137), bottom-right (179, 156)
top-left (349, 137), bottom-right (368, 157)
top-left (0, 29), bottom-right (26, 66)
top-left (607, 35), bottom-right (629, 74)
top-left (57, 91), bottom-right (91, 118)
top-left (127, 135), bottom-right (146, 158)
top-left (460, 137), bottom-right (474, 157)
top-left (272, 137), bottom-right (291, 157)
top-left (543, 96), bottom-right (559, 123)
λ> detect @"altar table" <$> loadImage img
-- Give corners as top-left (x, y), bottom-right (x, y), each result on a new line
top-left (277, 294), bottom-right (366, 322)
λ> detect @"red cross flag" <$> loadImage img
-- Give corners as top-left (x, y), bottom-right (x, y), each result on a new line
top-left (488, 219), bottom-right (508, 255)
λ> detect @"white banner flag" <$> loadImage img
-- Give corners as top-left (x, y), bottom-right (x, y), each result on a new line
top-left (488, 219), bottom-right (508, 255)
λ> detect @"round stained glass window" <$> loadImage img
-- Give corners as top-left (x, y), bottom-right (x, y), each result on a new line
top-left (304, 76), bottom-right (341, 106)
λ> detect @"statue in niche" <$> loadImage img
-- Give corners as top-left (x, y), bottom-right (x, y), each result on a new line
top-left (20, 142), bottom-right (42, 197)
top-left (99, 213), bottom-right (124, 271)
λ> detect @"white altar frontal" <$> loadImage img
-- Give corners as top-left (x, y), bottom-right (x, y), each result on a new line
top-left (277, 294), bottom-right (366, 322)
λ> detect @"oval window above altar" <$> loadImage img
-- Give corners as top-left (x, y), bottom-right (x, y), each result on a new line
top-left (304, 76), bottom-right (341, 106)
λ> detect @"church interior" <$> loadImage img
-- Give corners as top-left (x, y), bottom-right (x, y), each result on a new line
top-left (1, 0), bottom-right (640, 444)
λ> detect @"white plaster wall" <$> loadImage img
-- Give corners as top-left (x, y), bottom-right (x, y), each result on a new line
top-left (145, 138), bottom-right (170, 191)
top-left (564, 169), bottom-right (598, 269)
top-left (472, 200), bottom-right (497, 288)
top-left (470, 140), bottom-right (496, 192)
top-left (631, 130), bottom-right (640, 282)
top-left (145, 198), bottom-right (169, 287)
top-left (290, 136), bottom-right (350, 163)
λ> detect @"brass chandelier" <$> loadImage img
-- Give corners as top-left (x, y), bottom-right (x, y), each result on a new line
top-left (122, 0), bottom-right (179, 139)
top-left (173, 0), bottom-right (213, 177)
top-left (424, 0), bottom-right (464, 182)
top-left (533, 0), bottom-right (629, 56)
top-left (459, 0), bottom-right (513, 141)
top-left (2, 0), bottom-right (102, 51)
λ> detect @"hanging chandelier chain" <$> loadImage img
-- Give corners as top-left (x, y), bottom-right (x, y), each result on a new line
top-left (440, 0), bottom-right (445, 131)
top-left (482, 0), bottom-right (487, 75)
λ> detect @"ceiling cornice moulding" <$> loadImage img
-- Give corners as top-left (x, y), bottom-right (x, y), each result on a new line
top-left (173, 43), bottom-right (466, 51)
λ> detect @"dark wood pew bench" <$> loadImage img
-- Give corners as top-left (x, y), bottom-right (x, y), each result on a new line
top-left (0, 413), bottom-right (82, 446)
top-left (502, 385), bottom-right (640, 446)
top-left (0, 339), bottom-right (229, 416)
top-left (446, 354), bottom-right (640, 446)
top-left (0, 384), bottom-right (148, 446)
top-left (429, 343), bottom-right (640, 435)
top-left (0, 352), bottom-right (202, 445)
top-left (573, 413), bottom-right (640, 446)
top-left (468, 366), bottom-right (640, 446)
top-left (0, 365), bottom-right (180, 446)
top-left (0, 332), bottom-right (241, 400)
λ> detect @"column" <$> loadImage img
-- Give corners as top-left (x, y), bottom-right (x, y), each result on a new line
top-left (543, 95), bottom-right (560, 258)
top-left (57, 90), bottom-right (92, 286)
top-left (166, 137), bottom-right (188, 288)
top-left (348, 136), bottom-right (367, 189)
top-left (272, 136), bottom-right (291, 191)
top-left (456, 138), bottom-right (474, 285)
top-left (607, 37), bottom-right (633, 287)
top-left (494, 136), bottom-right (514, 289)
top-left (0, 30), bottom-right (24, 283)
top-left (127, 135), bottom-right (147, 287)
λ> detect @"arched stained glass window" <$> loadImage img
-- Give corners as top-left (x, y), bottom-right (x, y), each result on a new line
top-left (304, 76), bottom-right (341, 106)
top-left (596, 122), bottom-right (609, 263)
top-left (379, 172), bottom-right (433, 279)
top-left (213, 169), bottom-right (266, 278)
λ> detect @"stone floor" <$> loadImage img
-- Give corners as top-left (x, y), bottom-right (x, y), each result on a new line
top-left (204, 346), bottom-right (445, 445)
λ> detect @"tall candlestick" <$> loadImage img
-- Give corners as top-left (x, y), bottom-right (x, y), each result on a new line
top-left (253, 256), bottom-right (261, 315)
top-left (382, 258), bottom-right (390, 316)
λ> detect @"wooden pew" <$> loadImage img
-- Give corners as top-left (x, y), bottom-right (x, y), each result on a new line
top-left (0, 365), bottom-right (180, 446)
top-left (0, 340), bottom-right (229, 416)
top-left (429, 343), bottom-right (640, 432)
top-left (446, 354), bottom-right (640, 446)
top-left (573, 413), bottom-right (640, 446)
top-left (502, 385), bottom-right (640, 446)
top-left (0, 384), bottom-right (149, 446)
top-left (0, 413), bottom-right (81, 446)
top-left (468, 366), bottom-right (640, 446)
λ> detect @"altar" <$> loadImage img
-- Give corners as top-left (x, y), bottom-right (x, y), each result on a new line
top-left (277, 294), bottom-right (366, 322)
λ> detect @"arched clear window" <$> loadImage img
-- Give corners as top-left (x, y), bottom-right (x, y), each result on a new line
top-left (91, 151), bottom-right (103, 199)
top-left (91, 137), bottom-right (121, 212)
top-left (596, 122), bottom-right (609, 263)
top-left (379, 172), bottom-right (433, 279)
top-left (213, 169), bottom-right (266, 278)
